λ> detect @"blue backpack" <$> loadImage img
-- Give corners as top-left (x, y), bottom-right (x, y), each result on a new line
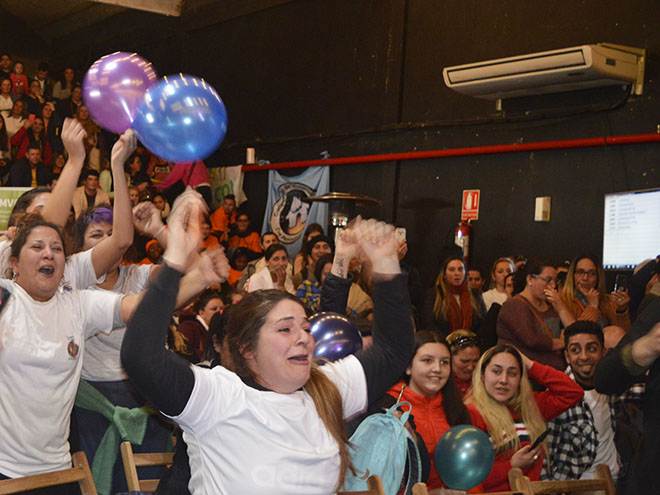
top-left (342, 402), bottom-right (422, 495)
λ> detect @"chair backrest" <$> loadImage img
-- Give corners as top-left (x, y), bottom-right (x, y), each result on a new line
top-left (413, 481), bottom-right (533, 495)
top-left (120, 441), bottom-right (174, 493)
top-left (508, 464), bottom-right (616, 495)
top-left (337, 475), bottom-right (385, 495)
top-left (0, 451), bottom-right (97, 495)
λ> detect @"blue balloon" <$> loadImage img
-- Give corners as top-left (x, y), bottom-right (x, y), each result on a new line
top-left (309, 312), bottom-right (362, 362)
top-left (434, 425), bottom-right (494, 490)
top-left (132, 74), bottom-right (227, 162)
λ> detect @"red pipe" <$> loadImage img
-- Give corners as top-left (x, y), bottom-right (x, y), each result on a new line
top-left (241, 132), bottom-right (660, 172)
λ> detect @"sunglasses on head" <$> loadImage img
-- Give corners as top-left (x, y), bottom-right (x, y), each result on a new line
top-left (448, 334), bottom-right (479, 351)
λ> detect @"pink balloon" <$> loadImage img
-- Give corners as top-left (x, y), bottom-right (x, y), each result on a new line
top-left (83, 52), bottom-right (158, 133)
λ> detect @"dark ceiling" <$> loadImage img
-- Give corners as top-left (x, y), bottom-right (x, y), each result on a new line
top-left (0, 0), bottom-right (292, 66)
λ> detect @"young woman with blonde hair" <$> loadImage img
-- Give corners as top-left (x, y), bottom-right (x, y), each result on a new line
top-left (482, 257), bottom-right (515, 311)
top-left (465, 345), bottom-right (583, 492)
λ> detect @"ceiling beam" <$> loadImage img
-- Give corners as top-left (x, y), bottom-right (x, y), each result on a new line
top-left (89, 0), bottom-right (183, 16)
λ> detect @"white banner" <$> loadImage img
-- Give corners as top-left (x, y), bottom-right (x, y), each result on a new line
top-left (210, 165), bottom-right (247, 209)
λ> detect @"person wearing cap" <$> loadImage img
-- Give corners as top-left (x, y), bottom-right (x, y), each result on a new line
top-left (138, 239), bottom-right (163, 265)
top-left (292, 234), bottom-right (333, 288)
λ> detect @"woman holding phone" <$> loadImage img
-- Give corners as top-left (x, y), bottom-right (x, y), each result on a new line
top-left (559, 255), bottom-right (630, 346)
top-left (465, 345), bottom-right (583, 491)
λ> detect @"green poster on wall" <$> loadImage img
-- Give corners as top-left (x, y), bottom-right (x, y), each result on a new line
top-left (0, 187), bottom-right (32, 231)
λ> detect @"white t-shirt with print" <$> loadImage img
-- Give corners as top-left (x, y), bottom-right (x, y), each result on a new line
top-left (82, 263), bottom-right (152, 382)
top-left (0, 279), bottom-right (124, 478)
top-left (171, 355), bottom-right (368, 495)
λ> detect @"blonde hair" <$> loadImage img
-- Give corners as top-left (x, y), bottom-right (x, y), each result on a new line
top-left (488, 257), bottom-right (515, 289)
top-left (560, 256), bottom-right (608, 316)
top-left (465, 345), bottom-right (547, 454)
top-left (433, 256), bottom-right (482, 321)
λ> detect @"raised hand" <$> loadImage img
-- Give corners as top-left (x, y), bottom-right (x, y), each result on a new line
top-left (163, 193), bottom-right (205, 271)
top-left (609, 290), bottom-right (630, 311)
top-left (111, 129), bottom-right (137, 169)
top-left (330, 222), bottom-right (361, 279)
top-left (353, 218), bottom-right (399, 275)
top-left (133, 201), bottom-right (164, 237)
top-left (193, 247), bottom-right (230, 286)
top-left (582, 288), bottom-right (600, 308)
top-left (60, 118), bottom-right (87, 165)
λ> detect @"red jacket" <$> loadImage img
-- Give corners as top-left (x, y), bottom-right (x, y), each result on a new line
top-left (467, 362), bottom-right (584, 492)
top-left (387, 382), bottom-right (450, 490)
top-left (10, 125), bottom-right (52, 167)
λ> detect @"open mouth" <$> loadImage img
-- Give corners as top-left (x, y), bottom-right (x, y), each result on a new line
top-left (288, 355), bottom-right (310, 363)
top-left (39, 266), bottom-right (54, 276)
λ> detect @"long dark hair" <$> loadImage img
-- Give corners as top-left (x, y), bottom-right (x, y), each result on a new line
top-left (406, 330), bottom-right (471, 426)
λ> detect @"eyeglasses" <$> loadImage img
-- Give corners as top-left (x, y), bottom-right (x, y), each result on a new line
top-left (447, 335), bottom-right (480, 351)
top-left (575, 269), bottom-right (597, 278)
top-left (531, 274), bottom-right (556, 285)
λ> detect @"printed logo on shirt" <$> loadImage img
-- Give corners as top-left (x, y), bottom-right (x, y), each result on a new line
top-left (67, 337), bottom-right (79, 359)
top-left (60, 279), bottom-right (72, 291)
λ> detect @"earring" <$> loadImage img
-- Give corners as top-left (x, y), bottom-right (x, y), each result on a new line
top-left (12, 271), bottom-right (17, 281)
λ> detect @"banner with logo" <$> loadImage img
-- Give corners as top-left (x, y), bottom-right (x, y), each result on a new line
top-left (210, 165), bottom-right (247, 209)
top-left (0, 187), bottom-right (31, 231)
top-left (262, 167), bottom-right (329, 257)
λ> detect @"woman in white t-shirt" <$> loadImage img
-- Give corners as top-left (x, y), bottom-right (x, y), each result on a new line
top-left (246, 243), bottom-right (295, 294)
top-left (122, 207), bottom-right (415, 495)
top-left (482, 257), bottom-right (515, 311)
top-left (0, 218), bottom-right (144, 482)
top-left (72, 198), bottom-right (226, 494)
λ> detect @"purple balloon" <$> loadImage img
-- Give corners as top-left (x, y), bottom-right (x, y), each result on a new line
top-left (83, 52), bottom-right (158, 133)
top-left (310, 312), bottom-right (363, 362)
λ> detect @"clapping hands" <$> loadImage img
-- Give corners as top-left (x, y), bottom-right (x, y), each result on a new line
top-left (332, 217), bottom-right (400, 279)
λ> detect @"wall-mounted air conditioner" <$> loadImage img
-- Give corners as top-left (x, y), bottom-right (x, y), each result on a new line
top-left (443, 43), bottom-right (645, 100)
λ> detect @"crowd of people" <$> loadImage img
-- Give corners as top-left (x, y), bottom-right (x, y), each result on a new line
top-left (0, 53), bottom-right (659, 495)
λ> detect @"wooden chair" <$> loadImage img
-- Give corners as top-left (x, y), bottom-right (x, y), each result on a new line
top-left (412, 481), bottom-right (532, 495)
top-left (508, 464), bottom-right (616, 495)
top-left (120, 441), bottom-right (174, 493)
top-left (0, 451), bottom-right (97, 495)
top-left (337, 475), bottom-right (385, 495)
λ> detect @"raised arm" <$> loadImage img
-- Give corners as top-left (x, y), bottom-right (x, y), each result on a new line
top-left (41, 118), bottom-right (86, 227)
top-left (320, 226), bottom-right (359, 313)
top-left (595, 297), bottom-right (660, 394)
top-left (121, 192), bottom-right (210, 416)
top-left (350, 219), bottom-right (415, 403)
top-left (133, 201), bottom-right (169, 251)
top-left (89, 130), bottom-right (136, 278)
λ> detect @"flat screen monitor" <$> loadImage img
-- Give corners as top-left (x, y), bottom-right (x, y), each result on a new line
top-left (603, 188), bottom-right (660, 270)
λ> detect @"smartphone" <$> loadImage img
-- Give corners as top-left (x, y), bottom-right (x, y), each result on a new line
top-left (395, 227), bottom-right (406, 243)
top-left (613, 274), bottom-right (629, 292)
top-left (530, 428), bottom-right (550, 450)
top-left (28, 114), bottom-right (36, 121)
